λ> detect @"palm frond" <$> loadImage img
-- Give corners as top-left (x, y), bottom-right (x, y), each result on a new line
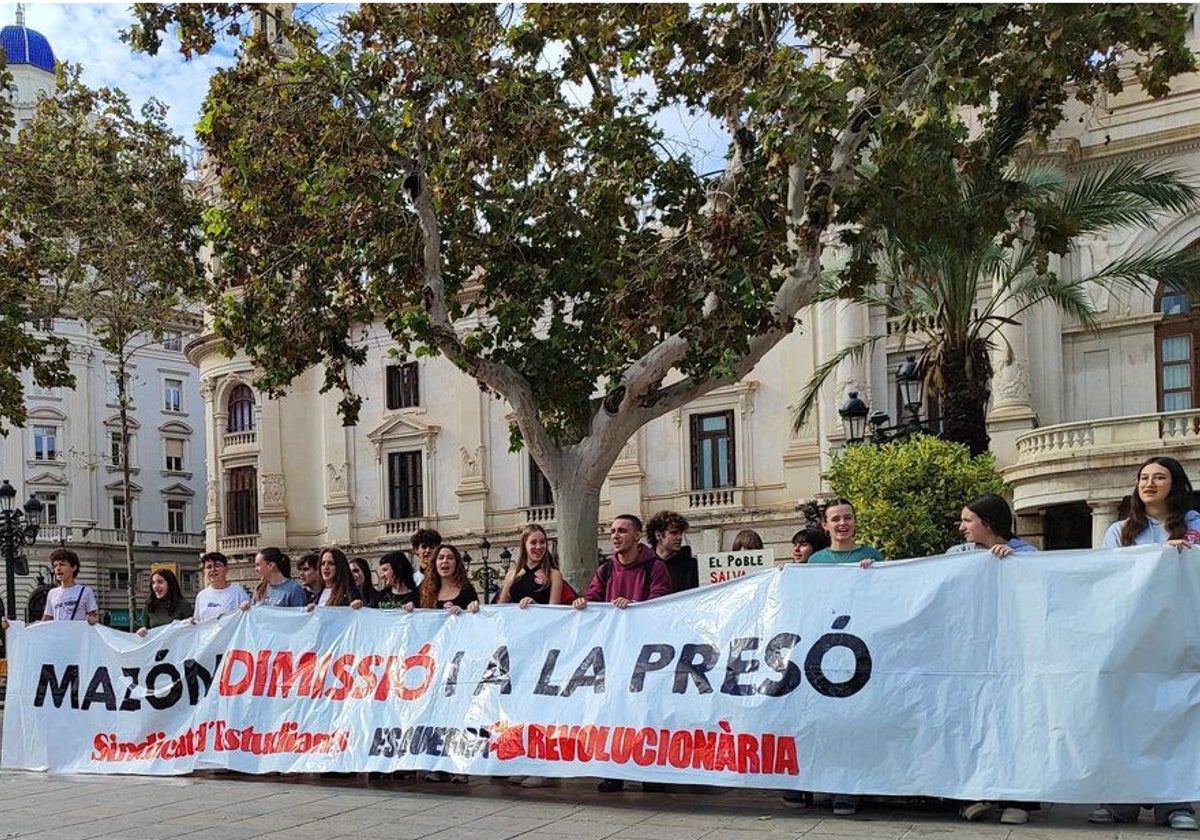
top-left (1011, 163), bottom-right (1066, 198)
top-left (791, 335), bottom-right (886, 433)
top-left (1087, 245), bottom-right (1200, 297)
top-left (1058, 160), bottom-right (1200, 235)
top-left (1004, 271), bottom-right (1099, 332)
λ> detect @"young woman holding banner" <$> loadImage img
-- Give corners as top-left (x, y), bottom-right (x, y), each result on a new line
top-left (1101, 456), bottom-right (1200, 548)
top-left (952, 494), bottom-right (1039, 825)
top-left (1090, 457), bottom-right (1199, 831)
top-left (307, 547), bottom-right (363, 609)
top-left (496, 524), bottom-right (564, 608)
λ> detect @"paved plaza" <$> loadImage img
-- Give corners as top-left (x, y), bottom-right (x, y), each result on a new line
top-left (0, 769), bottom-right (1183, 840)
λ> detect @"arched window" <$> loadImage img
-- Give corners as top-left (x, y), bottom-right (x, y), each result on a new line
top-left (1155, 283), bottom-right (1199, 412)
top-left (226, 385), bottom-right (256, 433)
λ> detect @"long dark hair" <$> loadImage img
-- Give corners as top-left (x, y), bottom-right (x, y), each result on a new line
top-left (378, 551), bottom-right (416, 593)
top-left (146, 568), bottom-right (184, 614)
top-left (350, 556), bottom-right (377, 603)
top-left (419, 544), bottom-right (469, 608)
top-left (320, 547), bottom-right (354, 606)
top-left (1120, 456), bottom-right (1195, 546)
top-left (964, 493), bottom-right (1015, 541)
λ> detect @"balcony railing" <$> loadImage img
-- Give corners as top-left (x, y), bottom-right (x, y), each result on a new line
top-left (223, 431), bottom-right (258, 449)
top-left (48, 525), bottom-right (205, 548)
top-left (384, 519), bottom-right (422, 536)
top-left (218, 534), bottom-right (259, 552)
top-left (688, 487), bottom-right (742, 510)
top-left (523, 505), bottom-right (556, 524)
top-left (1014, 408), bottom-right (1200, 464)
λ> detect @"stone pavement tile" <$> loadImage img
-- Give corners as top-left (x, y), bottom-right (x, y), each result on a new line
top-left (459, 813), bottom-right (557, 836)
top-left (902, 825), bottom-right (1013, 839)
top-left (805, 819), bottom-right (921, 839)
top-left (606, 824), bottom-right (711, 840)
top-left (697, 829), bottom-right (811, 840)
top-left (568, 805), bottom-right (657, 824)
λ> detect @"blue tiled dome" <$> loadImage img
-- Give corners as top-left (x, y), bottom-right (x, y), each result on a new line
top-left (1, 24), bottom-right (55, 73)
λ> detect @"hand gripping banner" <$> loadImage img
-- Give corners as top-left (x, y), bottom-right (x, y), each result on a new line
top-left (4, 546), bottom-right (1200, 802)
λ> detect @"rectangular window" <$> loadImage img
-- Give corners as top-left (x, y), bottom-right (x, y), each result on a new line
top-left (108, 569), bottom-right (130, 592)
top-left (33, 425), bottom-right (58, 461)
top-left (35, 492), bottom-right (59, 527)
top-left (105, 369), bottom-right (120, 405)
top-left (163, 378), bottom-right (183, 412)
top-left (1159, 332), bottom-right (1195, 412)
top-left (32, 317), bottom-right (53, 332)
top-left (226, 466), bottom-right (258, 536)
top-left (689, 410), bottom-right (736, 490)
top-left (165, 438), bottom-right (185, 472)
top-left (385, 362), bottom-right (420, 410)
top-left (162, 330), bottom-right (182, 351)
top-left (112, 496), bottom-right (127, 531)
top-left (529, 456), bottom-right (553, 507)
top-left (167, 500), bottom-right (186, 534)
top-left (387, 451), bottom-right (423, 520)
top-left (109, 431), bottom-right (125, 467)
top-left (182, 570), bottom-right (200, 593)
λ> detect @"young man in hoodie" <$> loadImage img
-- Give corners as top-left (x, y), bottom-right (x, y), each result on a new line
top-left (645, 510), bottom-right (697, 593)
top-left (574, 514), bottom-right (672, 792)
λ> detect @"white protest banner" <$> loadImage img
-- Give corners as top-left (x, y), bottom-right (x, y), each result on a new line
top-left (5, 545), bottom-right (1200, 803)
top-left (696, 548), bottom-right (774, 585)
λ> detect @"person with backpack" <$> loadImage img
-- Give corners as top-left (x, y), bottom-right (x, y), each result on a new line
top-left (33, 548), bottom-right (97, 624)
top-left (574, 514), bottom-right (671, 793)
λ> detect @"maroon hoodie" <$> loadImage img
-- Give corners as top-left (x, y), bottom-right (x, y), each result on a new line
top-left (583, 543), bottom-right (672, 603)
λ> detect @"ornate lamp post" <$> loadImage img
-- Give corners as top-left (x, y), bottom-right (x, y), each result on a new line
top-left (896, 355), bottom-right (924, 429)
top-left (478, 536), bottom-right (494, 602)
top-left (1, 479), bottom-right (43, 621)
top-left (838, 391), bottom-right (869, 444)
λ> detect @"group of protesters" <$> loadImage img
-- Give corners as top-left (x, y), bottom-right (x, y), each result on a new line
top-left (6, 455), bottom-right (1199, 828)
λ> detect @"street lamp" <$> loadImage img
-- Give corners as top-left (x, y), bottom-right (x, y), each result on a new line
top-left (1, 479), bottom-right (43, 621)
top-left (896, 355), bottom-right (923, 426)
top-left (478, 536), bottom-right (495, 603)
top-left (838, 391), bottom-right (869, 443)
top-left (499, 547), bottom-right (513, 576)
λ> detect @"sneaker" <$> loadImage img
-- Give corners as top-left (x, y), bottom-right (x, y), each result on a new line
top-left (832, 797), bottom-right (857, 817)
top-left (781, 791), bottom-right (810, 809)
top-left (423, 771), bottom-right (447, 783)
top-left (1170, 811), bottom-right (1199, 831)
top-left (521, 776), bottom-right (554, 788)
top-left (961, 802), bottom-right (994, 821)
top-left (1000, 808), bottom-right (1029, 825)
top-left (597, 778), bottom-right (625, 793)
top-left (506, 776), bottom-right (527, 786)
top-left (450, 774), bottom-right (469, 784)
top-left (1088, 807), bottom-right (1117, 824)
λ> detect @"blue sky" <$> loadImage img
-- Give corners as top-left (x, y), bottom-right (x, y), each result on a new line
top-left (3, 2), bottom-right (238, 151)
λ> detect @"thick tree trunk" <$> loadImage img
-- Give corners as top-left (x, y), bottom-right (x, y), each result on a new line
top-left (552, 481), bottom-right (603, 591)
top-left (937, 345), bottom-right (991, 456)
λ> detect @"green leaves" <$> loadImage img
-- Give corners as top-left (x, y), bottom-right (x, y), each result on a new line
top-left (827, 435), bottom-right (1006, 560)
top-left (0, 66), bottom-right (202, 431)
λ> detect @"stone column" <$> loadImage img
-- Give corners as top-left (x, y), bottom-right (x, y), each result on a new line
top-left (455, 380), bottom-right (489, 536)
top-left (988, 296), bottom-right (1038, 463)
top-left (1088, 499), bottom-right (1122, 549)
top-left (199, 377), bottom-right (220, 552)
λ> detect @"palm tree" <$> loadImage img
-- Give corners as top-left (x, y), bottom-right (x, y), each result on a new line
top-left (794, 108), bottom-right (1200, 455)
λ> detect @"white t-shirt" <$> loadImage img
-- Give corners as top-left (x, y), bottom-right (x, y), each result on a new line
top-left (194, 583), bottom-right (250, 622)
top-left (44, 583), bottom-right (98, 621)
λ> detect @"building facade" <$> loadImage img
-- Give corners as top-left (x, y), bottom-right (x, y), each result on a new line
top-left (2, 11), bottom-right (207, 624)
top-left (188, 12), bottom-right (1200, 581)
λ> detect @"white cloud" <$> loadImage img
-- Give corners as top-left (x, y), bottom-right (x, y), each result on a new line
top-left (2, 2), bottom-right (236, 152)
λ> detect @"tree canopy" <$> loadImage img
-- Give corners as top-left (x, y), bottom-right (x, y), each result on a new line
top-left (0, 66), bottom-right (203, 431)
top-left (127, 3), bottom-right (1195, 574)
